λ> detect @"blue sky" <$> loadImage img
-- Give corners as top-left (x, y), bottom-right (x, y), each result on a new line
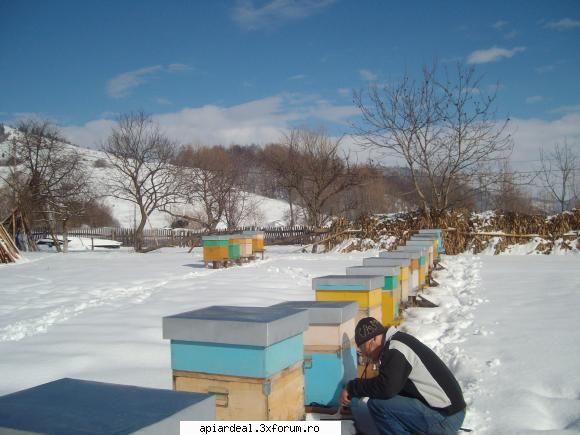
top-left (1, 0), bottom-right (579, 167)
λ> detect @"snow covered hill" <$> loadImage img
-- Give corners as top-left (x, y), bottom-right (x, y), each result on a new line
top-left (0, 126), bottom-right (292, 228)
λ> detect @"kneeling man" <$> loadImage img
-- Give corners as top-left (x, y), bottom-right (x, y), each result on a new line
top-left (340, 317), bottom-right (466, 435)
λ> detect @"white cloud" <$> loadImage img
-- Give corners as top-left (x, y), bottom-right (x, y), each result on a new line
top-left (337, 88), bottom-right (351, 97)
top-left (550, 105), bottom-right (580, 114)
top-left (61, 119), bottom-right (117, 148)
top-left (492, 20), bottom-right (509, 29)
top-left (288, 74), bottom-right (306, 80)
top-left (509, 112), bottom-right (580, 169)
top-left (467, 46), bottom-right (526, 64)
top-left (359, 69), bottom-right (377, 81)
top-left (58, 94), bottom-right (359, 149)
top-left (545, 18), bottom-right (580, 30)
top-left (525, 95), bottom-right (544, 104)
top-left (106, 64), bottom-right (192, 99)
top-left (232, 0), bottom-right (335, 30)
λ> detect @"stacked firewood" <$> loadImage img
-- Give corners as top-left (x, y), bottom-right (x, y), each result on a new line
top-left (0, 223), bottom-right (20, 264)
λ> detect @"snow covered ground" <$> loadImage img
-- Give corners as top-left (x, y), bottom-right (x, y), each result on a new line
top-left (1, 247), bottom-right (579, 433)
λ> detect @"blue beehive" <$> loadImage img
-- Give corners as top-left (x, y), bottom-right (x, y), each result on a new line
top-left (272, 301), bottom-right (358, 408)
top-left (0, 378), bottom-right (215, 435)
top-left (162, 305), bottom-right (309, 421)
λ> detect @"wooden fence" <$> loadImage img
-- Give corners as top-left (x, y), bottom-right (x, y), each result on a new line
top-left (29, 225), bottom-right (327, 248)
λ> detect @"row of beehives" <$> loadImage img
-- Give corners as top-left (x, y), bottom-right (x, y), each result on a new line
top-left (202, 230), bottom-right (265, 268)
top-left (313, 228), bottom-right (444, 328)
top-left (161, 229), bottom-right (444, 421)
top-left (0, 230), bottom-right (442, 433)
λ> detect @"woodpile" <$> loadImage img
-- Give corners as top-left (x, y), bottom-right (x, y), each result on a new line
top-left (331, 209), bottom-right (580, 255)
top-left (0, 223), bottom-right (20, 264)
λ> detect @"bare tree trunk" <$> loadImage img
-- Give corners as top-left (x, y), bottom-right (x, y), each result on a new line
top-left (288, 188), bottom-right (295, 227)
top-left (62, 219), bottom-right (69, 253)
top-left (135, 206), bottom-right (148, 251)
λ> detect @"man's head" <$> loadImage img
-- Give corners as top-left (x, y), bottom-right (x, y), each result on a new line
top-left (355, 317), bottom-right (387, 360)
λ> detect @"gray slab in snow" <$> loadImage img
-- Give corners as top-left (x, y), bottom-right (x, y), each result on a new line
top-left (162, 305), bottom-right (308, 347)
top-left (0, 378), bottom-right (215, 435)
top-left (272, 301), bottom-right (358, 325)
top-left (362, 257), bottom-right (410, 267)
top-left (346, 265), bottom-right (400, 276)
top-left (312, 275), bottom-right (384, 291)
top-left (379, 251), bottom-right (421, 260)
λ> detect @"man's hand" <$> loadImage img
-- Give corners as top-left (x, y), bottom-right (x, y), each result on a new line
top-left (339, 388), bottom-right (351, 407)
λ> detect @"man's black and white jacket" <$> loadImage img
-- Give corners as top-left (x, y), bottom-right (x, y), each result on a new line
top-left (347, 327), bottom-right (466, 416)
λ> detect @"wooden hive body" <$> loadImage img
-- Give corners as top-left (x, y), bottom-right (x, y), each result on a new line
top-left (173, 362), bottom-right (304, 421)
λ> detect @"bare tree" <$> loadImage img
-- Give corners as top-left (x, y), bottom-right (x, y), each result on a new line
top-left (492, 160), bottom-right (533, 213)
top-left (354, 62), bottom-right (512, 218)
top-left (170, 145), bottom-right (248, 231)
top-left (45, 156), bottom-right (96, 252)
top-left (539, 141), bottom-right (578, 212)
top-left (265, 128), bottom-right (363, 227)
top-left (260, 143), bottom-right (300, 226)
top-left (102, 112), bottom-right (180, 250)
top-left (1, 119), bottom-right (93, 251)
top-left (0, 124), bottom-right (8, 143)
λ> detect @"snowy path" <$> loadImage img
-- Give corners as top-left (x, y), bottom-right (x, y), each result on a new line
top-left (406, 254), bottom-right (580, 434)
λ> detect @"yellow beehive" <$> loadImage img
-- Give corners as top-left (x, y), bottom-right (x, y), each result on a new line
top-left (312, 275), bottom-right (383, 323)
top-left (242, 230), bottom-right (265, 253)
top-left (202, 235), bottom-right (229, 266)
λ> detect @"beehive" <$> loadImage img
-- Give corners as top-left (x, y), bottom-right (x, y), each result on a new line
top-left (312, 275), bottom-right (383, 323)
top-left (202, 235), bottom-right (229, 266)
top-left (228, 236), bottom-right (241, 261)
top-left (417, 229), bottom-right (444, 252)
top-left (237, 236), bottom-right (253, 258)
top-left (411, 234), bottom-right (440, 256)
top-left (378, 251), bottom-right (421, 297)
top-left (396, 246), bottom-right (429, 289)
top-left (346, 266), bottom-right (401, 326)
top-left (405, 240), bottom-right (435, 269)
top-left (163, 306), bottom-right (308, 421)
top-left (362, 257), bottom-right (411, 304)
top-left (0, 378), bottom-right (215, 434)
top-left (242, 230), bottom-right (265, 253)
top-left (272, 301), bottom-right (358, 407)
